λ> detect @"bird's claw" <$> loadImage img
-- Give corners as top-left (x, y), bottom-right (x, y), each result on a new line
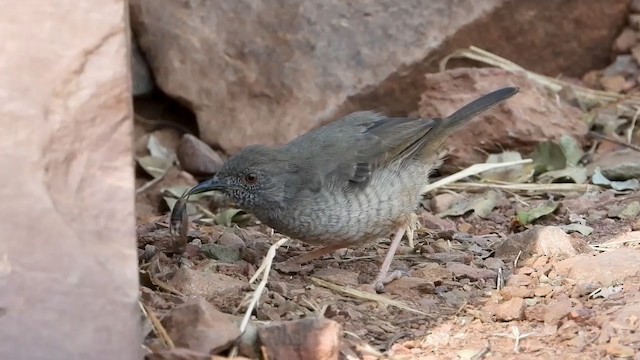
top-left (372, 269), bottom-right (410, 293)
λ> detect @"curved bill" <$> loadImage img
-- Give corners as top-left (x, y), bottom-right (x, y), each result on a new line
top-left (187, 177), bottom-right (227, 195)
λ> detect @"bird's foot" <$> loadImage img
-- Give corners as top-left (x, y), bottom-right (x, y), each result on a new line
top-left (372, 269), bottom-right (410, 293)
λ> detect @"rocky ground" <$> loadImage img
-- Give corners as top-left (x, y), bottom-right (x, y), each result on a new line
top-left (133, 4), bottom-right (640, 360)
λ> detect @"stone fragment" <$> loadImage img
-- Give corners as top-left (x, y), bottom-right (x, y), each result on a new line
top-left (495, 297), bottom-right (526, 321)
top-left (161, 298), bottom-right (241, 354)
top-left (257, 318), bottom-right (342, 360)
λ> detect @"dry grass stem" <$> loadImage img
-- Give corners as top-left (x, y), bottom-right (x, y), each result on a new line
top-left (421, 159), bottom-right (533, 194)
top-left (310, 277), bottom-right (428, 316)
top-left (139, 301), bottom-right (175, 349)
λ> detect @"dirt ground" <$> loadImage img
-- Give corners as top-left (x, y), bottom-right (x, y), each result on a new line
top-left (137, 178), bottom-right (640, 359)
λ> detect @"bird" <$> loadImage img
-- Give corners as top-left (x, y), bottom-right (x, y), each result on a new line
top-left (186, 86), bottom-right (519, 291)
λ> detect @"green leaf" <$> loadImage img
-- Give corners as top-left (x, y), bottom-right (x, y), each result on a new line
top-left (532, 142), bottom-right (567, 174)
top-left (516, 200), bottom-right (558, 225)
top-left (559, 135), bottom-right (583, 167)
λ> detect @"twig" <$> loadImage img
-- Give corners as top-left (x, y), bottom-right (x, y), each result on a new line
top-left (421, 159), bottom-right (533, 194)
top-left (440, 46), bottom-right (640, 112)
top-left (627, 107), bottom-right (640, 144)
top-left (139, 301), bottom-right (175, 349)
top-left (442, 182), bottom-right (598, 193)
top-left (229, 238), bottom-right (289, 358)
top-left (513, 250), bottom-right (523, 268)
top-left (310, 277), bottom-right (429, 316)
top-left (136, 169), bottom-right (169, 194)
top-left (588, 131), bottom-right (640, 152)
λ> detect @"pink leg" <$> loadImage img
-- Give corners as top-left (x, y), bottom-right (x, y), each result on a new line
top-left (372, 227), bottom-right (406, 292)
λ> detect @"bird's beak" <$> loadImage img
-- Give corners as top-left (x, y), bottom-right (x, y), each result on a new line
top-left (187, 177), bottom-right (229, 195)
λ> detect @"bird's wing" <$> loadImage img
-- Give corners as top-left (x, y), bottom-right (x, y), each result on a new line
top-left (285, 111), bottom-right (437, 192)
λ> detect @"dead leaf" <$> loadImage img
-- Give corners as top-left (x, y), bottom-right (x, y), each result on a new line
top-left (214, 208), bottom-right (247, 227)
top-left (481, 151), bottom-right (534, 183)
top-left (516, 200), bottom-right (558, 225)
top-left (608, 201), bottom-right (640, 219)
top-left (532, 136), bottom-right (584, 174)
top-left (163, 185), bottom-right (211, 202)
top-left (164, 197), bottom-right (199, 216)
top-left (147, 133), bottom-right (175, 160)
top-left (592, 167), bottom-right (640, 191)
top-left (559, 223), bottom-right (593, 236)
top-left (538, 167), bottom-right (588, 184)
top-left (438, 190), bottom-right (499, 219)
top-left (137, 156), bottom-right (173, 178)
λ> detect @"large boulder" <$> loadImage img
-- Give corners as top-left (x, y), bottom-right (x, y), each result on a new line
top-left (130, 0), bottom-right (629, 153)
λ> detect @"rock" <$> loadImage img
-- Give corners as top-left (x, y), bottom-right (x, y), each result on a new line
top-left (131, 35), bottom-right (155, 96)
top-left (555, 248), bottom-right (640, 287)
top-left (446, 262), bottom-right (496, 280)
top-left (313, 268), bottom-right (359, 287)
top-left (505, 274), bottom-right (534, 288)
top-left (146, 348), bottom-right (249, 360)
top-left (556, 320), bottom-right (580, 341)
top-left (603, 55), bottom-right (640, 77)
top-left (600, 75), bottom-right (627, 92)
top-left (419, 212), bottom-right (457, 232)
top-left (419, 69), bottom-right (588, 169)
top-left (431, 193), bottom-right (460, 213)
top-left (176, 134), bottom-right (225, 176)
top-left (411, 263), bottom-right (454, 283)
top-left (385, 277), bottom-right (434, 296)
top-left (543, 299), bottom-right (573, 325)
top-left (257, 318), bottom-right (342, 360)
top-left (630, 14), bottom-right (640, 30)
top-left (495, 297), bottom-right (526, 321)
top-left (130, 0), bottom-right (627, 154)
top-left (613, 27), bottom-right (638, 53)
top-left (161, 298), bottom-right (241, 354)
top-left (605, 231), bottom-right (640, 244)
top-left (499, 286), bottom-right (534, 299)
top-left (605, 342), bottom-right (636, 358)
top-left (217, 230), bottom-right (246, 249)
top-left (483, 257), bottom-right (506, 271)
top-left (201, 243), bottom-right (241, 262)
top-left (588, 149), bottom-right (640, 181)
top-left (168, 267), bottom-right (246, 299)
top-left (495, 226), bottom-right (589, 263)
top-left (534, 286), bottom-right (553, 297)
top-left (0, 1), bottom-right (140, 358)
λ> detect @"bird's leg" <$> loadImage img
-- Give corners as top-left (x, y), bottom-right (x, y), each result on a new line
top-left (372, 227), bottom-right (407, 292)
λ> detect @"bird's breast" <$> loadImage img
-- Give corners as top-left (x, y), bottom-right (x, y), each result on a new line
top-left (261, 164), bottom-right (431, 246)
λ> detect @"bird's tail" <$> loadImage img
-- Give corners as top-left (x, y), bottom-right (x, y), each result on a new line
top-left (428, 86), bottom-right (519, 141)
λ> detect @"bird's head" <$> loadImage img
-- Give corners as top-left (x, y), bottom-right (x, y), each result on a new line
top-left (187, 145), bottom-right (297, 213)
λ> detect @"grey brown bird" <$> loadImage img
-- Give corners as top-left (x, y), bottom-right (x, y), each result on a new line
top-left (187, 87), bottom-right (519, 291)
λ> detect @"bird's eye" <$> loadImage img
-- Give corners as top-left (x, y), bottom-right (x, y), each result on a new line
top-left (244, 173), bottom-right (258, 184)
